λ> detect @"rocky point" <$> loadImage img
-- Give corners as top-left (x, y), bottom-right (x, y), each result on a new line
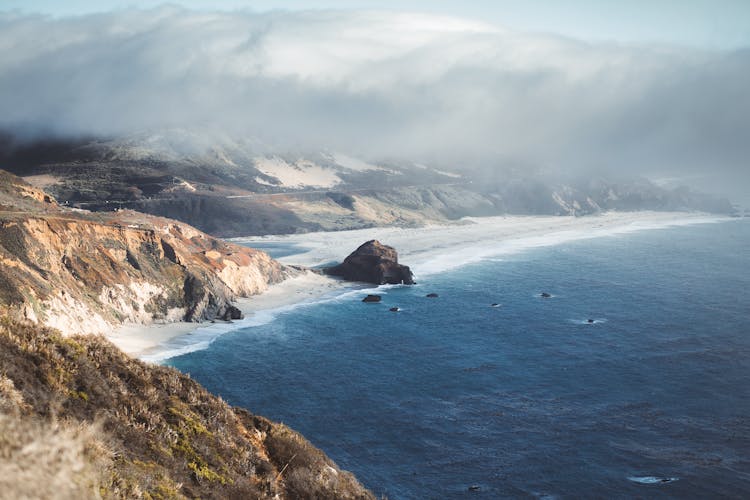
top-left (325, 240), bottom-right (414, 285)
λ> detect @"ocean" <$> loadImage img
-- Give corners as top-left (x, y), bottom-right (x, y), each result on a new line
top-left (167, 218), bottom-right (750, 498)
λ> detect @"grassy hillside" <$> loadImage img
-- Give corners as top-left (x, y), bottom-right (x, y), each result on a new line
top-left (0, 316), bottom-right (375, 499)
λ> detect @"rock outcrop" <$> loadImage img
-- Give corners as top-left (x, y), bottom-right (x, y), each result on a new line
top-left (325, 240), bottom-right (414, 285)
top-left (0, 170), bottom-right (289, 335)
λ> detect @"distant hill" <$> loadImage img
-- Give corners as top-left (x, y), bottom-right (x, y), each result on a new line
top-left (1, 130), bottom-right (734, 237)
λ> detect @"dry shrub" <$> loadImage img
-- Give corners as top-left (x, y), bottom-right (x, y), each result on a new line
top-left (0, 413), bottom-right (109, 500)
top-left (261, 421), bottom-right (375, 500)
top-left (0, 316), bottom-right (375, 499)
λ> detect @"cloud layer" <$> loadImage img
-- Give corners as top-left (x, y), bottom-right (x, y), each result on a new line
top-left (0, 6), bottom-right (748, 183)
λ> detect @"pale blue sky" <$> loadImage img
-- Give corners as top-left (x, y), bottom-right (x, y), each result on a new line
top-left (2, 0), bottom-right (750, 49)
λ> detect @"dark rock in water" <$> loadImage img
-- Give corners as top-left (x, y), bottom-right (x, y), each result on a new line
top-left (540, 292), bottom-right (552, 298)
top-left (220, 305), bottom-right (244, 321)
top-left (426, 293), bottom-right (439, 298)
top-left (324, 240), bottom-right (415, 285)
top-left (389, 307), bottom-right (400, 312)
top-left (362, 294), bottom-right (382, 303)
top-left (468, 485), bottom-right (481, 491)
top-left (587, 318), bottom-right (595, 323)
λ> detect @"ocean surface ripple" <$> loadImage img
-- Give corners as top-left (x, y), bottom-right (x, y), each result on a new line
top-left (169, 219), bottom-right (750, 499)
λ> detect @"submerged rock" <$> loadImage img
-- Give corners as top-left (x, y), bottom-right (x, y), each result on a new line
top-left (325, 240), bottom-right (414, 285)
top-left (362, 294), bottom-right (382, 303)
top-left (628, 476), bottom-right (679, 485)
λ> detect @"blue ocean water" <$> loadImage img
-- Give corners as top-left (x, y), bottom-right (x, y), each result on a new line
top-left (169, 219), bottom-right (750, 499)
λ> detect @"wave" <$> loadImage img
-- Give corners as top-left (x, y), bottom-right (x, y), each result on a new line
top-left (569, 318), bottom-right (607, 325)
top-left (145, 213), bottom-right (731, 362)
top-left (410, 214), bottom-right (730, 278)
top-left (140, 291), bottom-right (353, 363)
top-left (627, 476), bottom-right (679, 484)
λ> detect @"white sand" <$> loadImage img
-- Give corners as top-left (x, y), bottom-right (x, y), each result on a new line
top-left (254, 156), bottom-right (342, 189)
top-left (109, 211), bottom-right (729, 361)
top-left (110, 271), bottom-right (347, 359)
top-left (237, 211), bottom-right (728, 277)
top-left (109, 322), bottom-right (199, 358)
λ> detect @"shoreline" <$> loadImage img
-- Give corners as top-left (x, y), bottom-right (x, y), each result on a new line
top-left (109, 271), bottom-right (352, 361)
top-left (236, 211), bottom-right (731, 276)
top-left (107, 211), bottom-right (732, 361)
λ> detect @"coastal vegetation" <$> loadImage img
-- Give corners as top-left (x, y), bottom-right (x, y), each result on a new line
top-left (0, 315), bottom-right (375, 499)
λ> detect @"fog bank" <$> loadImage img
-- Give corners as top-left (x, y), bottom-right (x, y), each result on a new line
top-left (0, 7), bottom-right (748, 188)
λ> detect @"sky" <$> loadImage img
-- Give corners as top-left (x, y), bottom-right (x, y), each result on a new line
top-left (0, 1), bottom-right (748, 196)
top-left (3, 0), bottom-right (750, 49)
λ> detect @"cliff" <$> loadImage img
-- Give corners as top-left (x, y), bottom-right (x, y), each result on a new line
top-left (0, 170), bottom-right (376, 498)
top-left (0, 316), bottom-right (375, 499)
top-left (0, 170), bottom-right (288, 335)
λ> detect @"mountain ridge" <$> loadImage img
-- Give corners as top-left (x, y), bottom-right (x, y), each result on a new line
top-left (1, 131), bottom-right (734, 238)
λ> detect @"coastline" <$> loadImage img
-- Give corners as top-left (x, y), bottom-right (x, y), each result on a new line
top-left (110, 271), bottom-right (350, 360)
top-left (108, 211), bottom-right (731, 361)
top-left (237, 211), bottom-right (730, 278)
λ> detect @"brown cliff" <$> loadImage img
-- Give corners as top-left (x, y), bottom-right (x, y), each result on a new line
top-left (0, 170), bottom-right (377, 497)
top-left (0, 170), bottom-right (288, 334)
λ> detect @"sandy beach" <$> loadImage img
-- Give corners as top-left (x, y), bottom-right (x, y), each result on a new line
top-left (109, 271), bottom-right (349, 360)
top-left (236, 211), bottom-right (727, 275)
top-left (108, 211), bottom-right (728, 360)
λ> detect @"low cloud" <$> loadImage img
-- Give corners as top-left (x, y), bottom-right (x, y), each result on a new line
top-left (0, 6), bottom-right (748, 185)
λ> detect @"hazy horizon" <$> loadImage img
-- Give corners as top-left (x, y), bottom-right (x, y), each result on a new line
top-left (0, 3), bottom-right (748, 201)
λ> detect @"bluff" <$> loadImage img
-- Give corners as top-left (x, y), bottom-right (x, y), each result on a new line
top-left (0, 170), bottom-right (288, 335)
top-left (325, 240), bottom-right (415, 285)
top-left (0, 169), bottom-right (376, 498)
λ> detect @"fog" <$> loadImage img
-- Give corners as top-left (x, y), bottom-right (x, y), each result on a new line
top-left (0, 6), bottom-right (748, 193)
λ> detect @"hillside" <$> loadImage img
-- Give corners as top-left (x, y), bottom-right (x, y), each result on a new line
top-left (0, 316), bottom-right (375, 499)
top-left (0, 170), bottom-right (288, 335)
top-left (1, 131), bottom-right (734, 237)
top-left (0, 170), bottom-right (376, 498)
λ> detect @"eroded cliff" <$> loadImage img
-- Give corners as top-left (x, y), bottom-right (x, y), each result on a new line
top-left (0, 170), bottom-right (287, 335)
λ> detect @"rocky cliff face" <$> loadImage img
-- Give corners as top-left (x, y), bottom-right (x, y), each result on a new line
top-left (0, 169), bottom-right (377, 498)
top-left (325, 240), bottom-right (415, 285)
top-left (0, 170), bottom-right (287, 335)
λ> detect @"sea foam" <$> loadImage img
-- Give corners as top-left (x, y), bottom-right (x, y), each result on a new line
top-left (145, 213), bottom-right (731, 361)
